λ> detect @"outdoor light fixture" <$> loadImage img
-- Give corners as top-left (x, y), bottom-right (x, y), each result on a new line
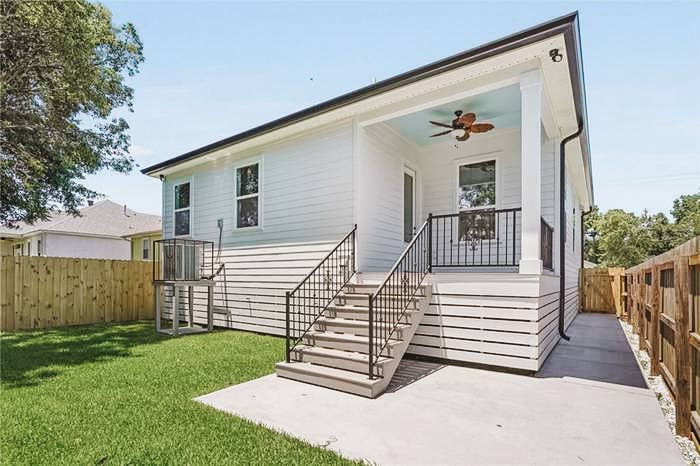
top-left (549, 48), bottom-right (563, 62)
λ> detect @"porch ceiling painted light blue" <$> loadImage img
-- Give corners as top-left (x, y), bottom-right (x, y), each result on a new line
top-left (387, 84), bottom-right (521, 145)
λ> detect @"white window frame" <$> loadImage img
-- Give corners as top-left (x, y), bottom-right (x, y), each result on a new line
top-left (453, 152), bottom-right (500, 212)
top-left (142, 238), bottom-right (150, 260)
top-left (233, 156), bottom-right (263, 231)
top-left (173, 178), bottom-right (193, 237)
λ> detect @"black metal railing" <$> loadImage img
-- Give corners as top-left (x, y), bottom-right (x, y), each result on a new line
top-left (285, 225), bottom-right (357, 362)
top-left (428, 208), bottom-right (522, 268)
top-left (541, 217), bottom-right (554, 271)
top-left (153, 238), bottom-right (214, 282)
top-left (368, 220), bottom-right (430, 378)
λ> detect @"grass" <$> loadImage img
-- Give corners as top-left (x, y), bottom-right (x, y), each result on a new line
top-left (0, 322), bottom-right (356, 465)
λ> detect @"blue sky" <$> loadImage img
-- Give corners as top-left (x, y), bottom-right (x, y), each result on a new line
top-left (92, 1), bottom-right (700, 217)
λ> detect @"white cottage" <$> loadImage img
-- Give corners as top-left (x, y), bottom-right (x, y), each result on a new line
top-left (144, 12), bottom-right (593, 397)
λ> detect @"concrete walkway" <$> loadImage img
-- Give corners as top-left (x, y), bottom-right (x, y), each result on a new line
top-left (196, 314), bottom-right (684, 465)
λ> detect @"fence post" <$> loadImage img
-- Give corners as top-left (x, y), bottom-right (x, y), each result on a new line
top-left (649, 265), bottom-right (660, 376)
top-left (674, 256), bottom-right (691, 438)
top-left (637, 273), bottom-right (644, 343)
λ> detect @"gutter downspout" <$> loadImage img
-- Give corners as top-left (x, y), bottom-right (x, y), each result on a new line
top-left (558, 120), bottom-right (583, 341)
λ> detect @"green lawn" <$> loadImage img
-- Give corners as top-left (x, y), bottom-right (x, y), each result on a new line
top-left (0, 322), bottom-right (355, 465)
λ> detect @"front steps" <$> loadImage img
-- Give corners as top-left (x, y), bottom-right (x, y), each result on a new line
top-left (275, 281), bottom-right (431, 398)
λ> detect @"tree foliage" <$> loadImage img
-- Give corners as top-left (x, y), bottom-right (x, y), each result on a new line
top-left (584, 189), bottom-right (700, 268)
top-left (0, 0), bottom-right (143, 227)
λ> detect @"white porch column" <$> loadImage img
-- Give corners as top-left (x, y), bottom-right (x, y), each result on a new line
top-left (519, 70), bottom-right (543, 275)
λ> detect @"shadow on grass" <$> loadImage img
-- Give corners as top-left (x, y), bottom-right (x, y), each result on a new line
top-left (1, 322), bottom-right (165, 389)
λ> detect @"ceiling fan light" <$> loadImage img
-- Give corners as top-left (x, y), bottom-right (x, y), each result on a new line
top-left (452, 128), bottom-right (467, 138)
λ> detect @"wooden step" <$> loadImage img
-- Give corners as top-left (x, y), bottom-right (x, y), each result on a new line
top-left (325, 305), bottom-right (418, 324)
top-left (289, 345), bottom-right (394, 376)
top-left (276, 361), bottom-right (390, 398)
top-left (314, 316), bottom-right (411, 338)
top-left (335, 292), bottom-right (422, 307)
top-left (302, 331), bottom-right (403, 356)
top-left (345, 283), bottom-right (430, 294)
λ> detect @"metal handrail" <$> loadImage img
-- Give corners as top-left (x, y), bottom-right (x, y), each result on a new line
top-left (368, 219), bottom-right (430, 378)
top-left (285, 225), bottom-right (357, 362)
top-left (429, 207), bottom-right (522, 268)
top-left (288, 226), bottom-right (357, 296)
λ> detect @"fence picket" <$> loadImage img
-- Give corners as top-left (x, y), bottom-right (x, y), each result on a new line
top-left (0, 257), bottom-right (154, 331)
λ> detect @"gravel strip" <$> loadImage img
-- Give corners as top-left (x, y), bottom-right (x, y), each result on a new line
top-left (620, 320), bottom-right (700, 465)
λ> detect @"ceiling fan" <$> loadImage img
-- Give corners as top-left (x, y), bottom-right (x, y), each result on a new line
top-left (429, 111), bottom-right (495, 141)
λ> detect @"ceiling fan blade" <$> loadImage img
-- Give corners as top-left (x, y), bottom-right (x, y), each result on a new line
top-left (469, 123), bottom-right (495, 133)
top-left (456, 131), bottom-right (470, 142)
top-left (458, 113), bottom-right (477, 126)
top-left (429, 120), bottom-right (453, 129)
top-left (430, 130), bottom-right (452, 137)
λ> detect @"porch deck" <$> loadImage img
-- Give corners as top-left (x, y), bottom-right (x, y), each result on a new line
top-left (196, 313), bottom-right (683, 464)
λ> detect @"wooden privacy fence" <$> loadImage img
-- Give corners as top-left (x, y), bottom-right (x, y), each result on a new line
top-left (579, 267), bottom-right (625, 316)
top-left (626, 236), bottom-right (700, 443)
top-left (0, 256), bottom-right (154, 331)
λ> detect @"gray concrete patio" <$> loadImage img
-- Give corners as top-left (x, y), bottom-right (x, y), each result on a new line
top-left (196, 313), bottom-right (684, 465)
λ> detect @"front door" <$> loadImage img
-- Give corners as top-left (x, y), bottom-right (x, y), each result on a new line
top-left (403, 168), bottom-right (416, 243)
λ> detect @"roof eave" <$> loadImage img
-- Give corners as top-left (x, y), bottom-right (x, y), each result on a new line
top-left (142, 12), bottom-right (586, 178)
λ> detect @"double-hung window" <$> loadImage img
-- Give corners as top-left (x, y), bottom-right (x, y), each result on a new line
top-left (235, 162), bottom-right (260, 229)
top-left (174, 182), bottom-right (191, 236)
top-left (456, 160), bottom-right (496, 241)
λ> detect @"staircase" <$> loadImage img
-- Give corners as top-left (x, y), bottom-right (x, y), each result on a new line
top-left (275, 281), bottom-right (431, 398)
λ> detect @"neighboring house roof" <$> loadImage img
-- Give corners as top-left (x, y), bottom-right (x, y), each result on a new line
top-left (142, 12), bottom-right (591, 203)
top-left (0, 200), bottom-right (162, 239)
top-left (583, 260), bottom-right (599, 269)
top-left (122, 229), bottom-right (162, 239)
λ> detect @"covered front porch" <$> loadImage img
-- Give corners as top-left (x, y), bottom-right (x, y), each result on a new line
top-left (354, 68), bottom-right (562, 277)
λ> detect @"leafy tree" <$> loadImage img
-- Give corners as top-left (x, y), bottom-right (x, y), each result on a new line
top-left (584, 189), bottom-right (700, 268)
top-left (583, 206), bottom-right (604, 264)
top-left (671, 191), bottom-right (700, 237)
top-left (595, 209), bottom-right (649, 268)
top-left (0, 0), bottom-right (143, 227)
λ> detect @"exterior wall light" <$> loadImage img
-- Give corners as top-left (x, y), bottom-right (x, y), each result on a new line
top-left (549, 48), bottom-right (563, 62)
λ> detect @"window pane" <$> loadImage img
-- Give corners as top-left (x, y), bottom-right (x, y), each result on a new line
top-left (459, 211), bottom-right (496, 241)
top-left (237, 164), bottom-right (259, 197)
top-left (142, 239), bottom-right (150, 260)
top-left (175, 183), bottom-right (190, 209)
top-left (237, 197), bottom-right (259, 228)
top-left (458, 161), bottom-right (496, 209)
top-left (175, 210), bottom-right (190, 236)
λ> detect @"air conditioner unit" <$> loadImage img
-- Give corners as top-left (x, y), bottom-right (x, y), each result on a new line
top-left (162, 241), bottom-right (202, 281)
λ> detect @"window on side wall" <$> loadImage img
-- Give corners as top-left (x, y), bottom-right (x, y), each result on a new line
top-left (174, 182), bottom-right (191, 236)
top-left (235, 162), bottom-right (260, 229)
top-left (37, 239), bottom-right (42, 256)
top-left (142, 238), bottom-right (150, 260)
top-left (457, 160), bottom-right (496, 240)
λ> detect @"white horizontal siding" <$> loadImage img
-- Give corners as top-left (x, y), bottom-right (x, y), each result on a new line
top-left (159, 241), bottom-right (338, 336)
top-left (163, 122), bottom-right (355, 247)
